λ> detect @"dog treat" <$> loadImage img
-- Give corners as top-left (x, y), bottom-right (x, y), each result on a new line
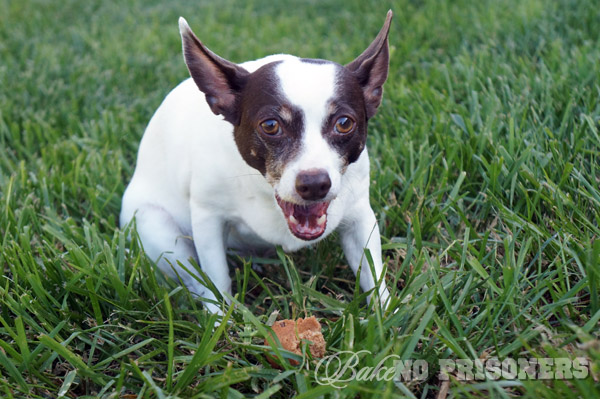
top-left (266, 316), bottom-right (326, 365)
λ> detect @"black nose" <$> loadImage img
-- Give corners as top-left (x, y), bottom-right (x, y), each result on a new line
top-left (295, 169), bottom-right (331, 201)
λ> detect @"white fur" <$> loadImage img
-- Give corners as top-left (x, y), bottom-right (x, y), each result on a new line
top-left (121, 55), bottom-right (390, 314)
top-left (274, 60), bottom-right (344, 204)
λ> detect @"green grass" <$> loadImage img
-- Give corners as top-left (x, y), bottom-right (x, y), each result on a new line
top-left (1, 0), bottom-right (599, 397)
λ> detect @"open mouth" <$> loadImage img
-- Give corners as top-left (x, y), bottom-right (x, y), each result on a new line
top-left (276, 195), bottom-right (330, 241)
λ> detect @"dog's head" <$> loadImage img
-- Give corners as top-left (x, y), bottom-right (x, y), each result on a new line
top-left (179, 12), bottom-right (392, 241)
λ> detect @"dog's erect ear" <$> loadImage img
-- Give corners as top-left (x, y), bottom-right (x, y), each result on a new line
top-left (179, 17), bottom-right (249, 125)
top-left (345, 10), bottom-right (392, 119)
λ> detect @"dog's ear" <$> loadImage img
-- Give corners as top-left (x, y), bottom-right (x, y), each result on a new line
top-left (345, 10), bottom-right (392, 119)
top-left (179, 17), bottom-right (249, 125)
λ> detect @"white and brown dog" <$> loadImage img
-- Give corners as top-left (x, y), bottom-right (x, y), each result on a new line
top-left (121, 11), bottom-right (393, 314)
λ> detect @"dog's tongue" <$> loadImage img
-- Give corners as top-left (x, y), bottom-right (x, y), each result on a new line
top-left (276, 197), bottom-right (329, 241)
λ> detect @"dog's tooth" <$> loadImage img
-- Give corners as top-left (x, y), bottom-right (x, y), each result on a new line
top-left (289, 215), bottom-right (299, 225)
top-left (316, 214), bottom-right (326, 226)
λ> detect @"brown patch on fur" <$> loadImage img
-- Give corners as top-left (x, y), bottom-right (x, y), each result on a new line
top-left (321, 68), bottom-right (369, 166)
top-left (233, 62), bottom-right (304, 179)
top-left (279, 105), bottom-right (294, 124)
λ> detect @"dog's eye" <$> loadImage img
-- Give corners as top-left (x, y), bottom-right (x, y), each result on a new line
top-left (259, 119), bottom-right (281, 135)
top-left (334, 116), bottom-right (355, 134)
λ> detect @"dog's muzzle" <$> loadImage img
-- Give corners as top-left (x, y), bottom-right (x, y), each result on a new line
top-left (276, 195), bottom-right (330, 240)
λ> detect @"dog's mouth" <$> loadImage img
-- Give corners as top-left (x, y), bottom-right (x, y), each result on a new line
top-left (276, 195), bottom-right (330, 241)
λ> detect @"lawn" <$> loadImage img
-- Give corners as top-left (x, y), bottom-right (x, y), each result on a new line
top-left (0, 0), bottom-right (599, 397)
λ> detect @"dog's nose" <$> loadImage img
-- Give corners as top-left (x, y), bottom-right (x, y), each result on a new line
top-left (295, 169), bottom-right (331, 201)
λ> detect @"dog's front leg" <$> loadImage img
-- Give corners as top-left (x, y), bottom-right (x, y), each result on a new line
top-left (339, 201), bottom-right (391, 310)
top-left (191, 209), bottom-right (231, 315)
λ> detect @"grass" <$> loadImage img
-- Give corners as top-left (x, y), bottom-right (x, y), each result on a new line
top-left (1, 0), bottom-right (599, 397)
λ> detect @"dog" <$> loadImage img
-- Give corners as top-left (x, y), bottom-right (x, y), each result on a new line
top-left (120, 11), bottom-right (393, 314)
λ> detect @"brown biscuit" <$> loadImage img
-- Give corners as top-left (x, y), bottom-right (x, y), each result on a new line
top-left (266, 316), bottom-right (326, 365)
